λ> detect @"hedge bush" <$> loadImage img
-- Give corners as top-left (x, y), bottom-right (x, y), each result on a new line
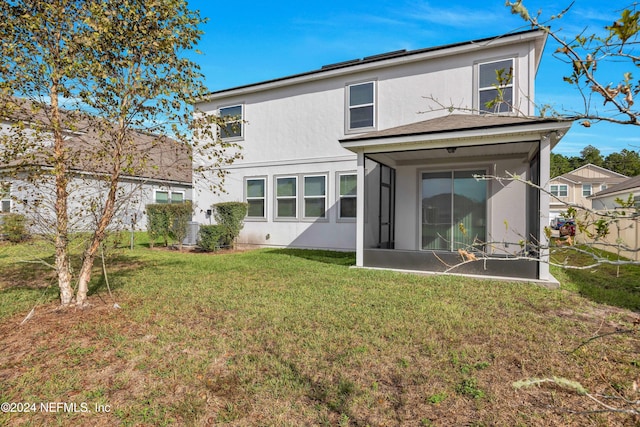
top-left (198, 224), bottom-right (226, 252)
top-left (145, 201), bottom-right (192, 249)
top-left (0, 213), bottom-right (28, 243)
top-left (213, 202), bottom-right (247, 248)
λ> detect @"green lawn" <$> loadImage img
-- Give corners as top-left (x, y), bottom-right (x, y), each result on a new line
top-left (1, 238), bottom-right (639, 426)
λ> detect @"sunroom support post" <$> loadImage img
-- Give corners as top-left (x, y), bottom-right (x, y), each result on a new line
top-left (538, 134), bottom-right (552, 281)
top-left (356, 150), bottom-right (365, 267)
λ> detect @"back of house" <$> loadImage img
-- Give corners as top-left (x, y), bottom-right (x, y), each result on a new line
top-left (194, 29), bottom-right (572, 283)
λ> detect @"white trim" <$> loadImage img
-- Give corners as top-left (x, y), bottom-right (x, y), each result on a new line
top-left (340, 122), bottom-right (572, 152)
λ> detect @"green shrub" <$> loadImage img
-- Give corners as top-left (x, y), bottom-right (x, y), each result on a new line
top-left (145, 201), bottom-right (192, 248)
top-left (198, 224), bottom-right (226, 252)
top-left (213, 202), bottom-right (247, 248)
top-left (0, 213), bottom-right (28, 243)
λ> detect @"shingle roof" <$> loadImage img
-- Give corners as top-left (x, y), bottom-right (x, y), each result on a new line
top-left (591, 174), bottom-right (640, 198)
top-left (1, 98), bottom-right (191, 185)
top-left (340, 114), bottom-right (568, 142)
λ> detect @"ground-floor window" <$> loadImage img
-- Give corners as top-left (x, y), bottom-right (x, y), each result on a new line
top-left (1, 184), bottom-right (11, 213)
top-left (154, 190), bottom-right (184, 204)
top-left (276, 176), bottom-right (297, 218)
top-left (245, 178), bottom-right (266, 218)
top-left (338, 173), bottom-right (357, 219)
top-left (303, 175), bottom-right (326, 219)
top-left (421, 170), bottom-right (487, 251)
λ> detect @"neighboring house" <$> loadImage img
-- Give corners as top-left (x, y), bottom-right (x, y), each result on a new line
top-left (549, 164), bottom-right (628, 220)
top-left (590, 174), bottom-right (640, 210)
top-left (589, 175), bottom-right (640, 262)
top-left (0, 99), bottom-right (192, 232)
top-left (194, 29), bottom-right (572, 283)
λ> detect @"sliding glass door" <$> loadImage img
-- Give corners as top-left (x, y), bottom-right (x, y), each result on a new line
top-left (421, 170), bottom-right (487, 251)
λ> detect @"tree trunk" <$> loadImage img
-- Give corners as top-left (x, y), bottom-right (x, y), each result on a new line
top-left (51, 83), bottom-right (74, 306)
top-left (76, 169), bottom-right (121, 307)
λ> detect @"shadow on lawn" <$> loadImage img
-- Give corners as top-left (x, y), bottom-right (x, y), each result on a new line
top-left (0, 250), bottom-right (149, 300)
top-left (265, 248), bottom-right (355, 267)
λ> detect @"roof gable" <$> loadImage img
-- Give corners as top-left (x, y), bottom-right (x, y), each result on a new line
top-left (560, 163), bottom-right (628, 180)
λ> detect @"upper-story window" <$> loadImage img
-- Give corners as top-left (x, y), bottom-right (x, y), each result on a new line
top-left (550, 184), bottom-right (568, 197)
top-left (478, 59), bottom-right (514, 113)
top-left (219, 105), bottom-right (243, 139)
top-left (347, 81), bottom-right (375, 131)
top-left (582, 184), bottom-right (592, 197)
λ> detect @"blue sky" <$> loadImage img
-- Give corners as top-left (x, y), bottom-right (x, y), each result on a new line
top-left (188, 0), bottom-right (639, 157)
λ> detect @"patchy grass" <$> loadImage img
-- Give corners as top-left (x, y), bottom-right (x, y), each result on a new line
top-left (1, 239), bottom-right (639, 426)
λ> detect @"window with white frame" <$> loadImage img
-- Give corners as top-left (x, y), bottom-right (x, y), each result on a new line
top-left (276, 176), bottom-right (297, 218)
top-left (550, 184), bottom-right (568, 197)
top-left (582, 183), bottom-right (592, 197)
top-left (347, 81), bottom-right (375, 131)
top-left (154, 190), bottom-right (184, 204)
top-left (478, 58), bottom-right (514, 113)
top-left (219, 105), bottom-right (243, 139)
top-left (1, 184), bottom-right (10, 213)
top-left (338, 173), bottom-right (357, 219)
top-left (600, 184), bottom-right (607, 191)
top-left (245, 178), bottom-right (266, 218)
top-left (303, 175), bottom-right (326, 218)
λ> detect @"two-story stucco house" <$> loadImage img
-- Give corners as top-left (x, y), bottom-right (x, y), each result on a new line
top-left (194, 29), bottom-right (572, 283)
top-left (549, 164), bottom-right (628, 219)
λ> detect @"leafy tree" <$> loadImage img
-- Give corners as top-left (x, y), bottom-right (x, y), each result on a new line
top-left (580, 145), bottom-right (604, 167)
top-left (507, 1), bottom-right (640, 127)
top-left (550, 152), bottom-right (573, 177)
top-left (0, 0), bottom-right (241, 307)
top-left (604, 149), bottom-right (640, 176)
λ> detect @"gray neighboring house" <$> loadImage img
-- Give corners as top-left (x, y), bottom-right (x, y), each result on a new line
top-left (590, 175), bottom-right (640, 210)
top-left (1, 98), bottom-right (192, 232)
